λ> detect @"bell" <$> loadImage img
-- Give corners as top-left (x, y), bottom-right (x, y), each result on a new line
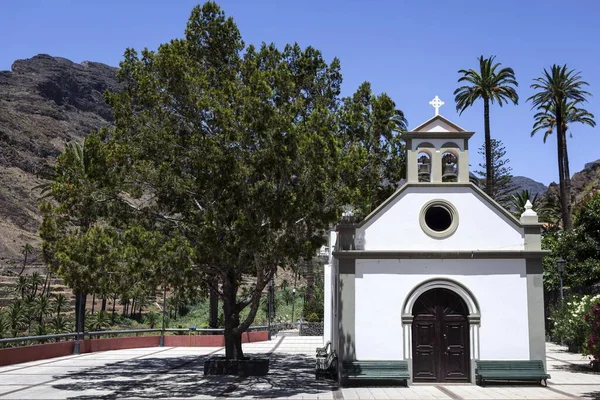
top-left (442, 162), bottom-right (457, 178)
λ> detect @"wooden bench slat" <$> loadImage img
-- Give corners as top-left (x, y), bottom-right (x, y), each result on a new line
top-left (475, 360), bottom-right (550, 387)
top-left (341, 360), bottom-right (410, 386)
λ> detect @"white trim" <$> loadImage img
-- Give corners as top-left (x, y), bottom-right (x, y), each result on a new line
top-left (401, 278), bottom-right (480, 318)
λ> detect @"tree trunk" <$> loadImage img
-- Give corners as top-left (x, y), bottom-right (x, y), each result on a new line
top-left (223, 279), bottom-right (244, 359)
top-left (91, 293), bottom-right (96, 314)
top-left (556, 105), bottom-right (573, 230)
top-left (563, 127), bottom-right (573, 229)
top-left (111, 297), bottom-right (117, 320)
top-left (42, 271), bottom-right (51, 297)
top-left (101, 297), bottom-right (107, 312)
top-left (483, 97), bottom-right (493, 196)
top-left (18, 252), bottom-right (28, 276)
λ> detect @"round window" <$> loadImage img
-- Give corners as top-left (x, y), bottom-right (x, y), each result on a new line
top-left (424, 205), bottom-right (452, 232)
top-left (419, 200), bottom-right (459, 238)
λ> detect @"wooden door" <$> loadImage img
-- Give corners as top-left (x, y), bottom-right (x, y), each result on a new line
top-left (412, 288), bottom-right (469, 382)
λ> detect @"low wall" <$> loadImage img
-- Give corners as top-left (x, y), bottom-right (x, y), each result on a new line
top-left (0, 341), bottom-right (74, 367)
top-left (0, 331), bottom-right (269, 367)
top-left (299, 322), bottom-right (324, 336)
top-left (83, 336), bottom-right (160, 352)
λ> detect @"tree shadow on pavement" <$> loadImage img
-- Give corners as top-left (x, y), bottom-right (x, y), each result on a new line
top-left (52, 352), bottom-right (337, 399)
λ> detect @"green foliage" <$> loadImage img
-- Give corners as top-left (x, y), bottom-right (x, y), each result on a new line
top-left (475, 139), bottom-right (516, 207)
top-left (543, 194), bottom-right (600, 291)
top-left (50, 315), bottom-right (73, 334)
top-left (100, 1), bottom-right (356, 359)
top-left (33, 295), bottom-right (53, 324)
top-left (53, 293), bottom-right (69, 317)
top-left (0, 310), bottom-right (10, 339)
top-left (144, 311), bottom-right (160, 329)
top-left (338, 82), bottom-right (407, 216)
top-left (509, 190), bottom-right (558, 224)
top-left (87, 310), bottom-right (112, 331)
top-left (551, 294), bottom-right (600, 352)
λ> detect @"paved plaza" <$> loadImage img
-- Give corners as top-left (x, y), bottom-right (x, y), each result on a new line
top-left (0, 338), bottom-right (600, 399)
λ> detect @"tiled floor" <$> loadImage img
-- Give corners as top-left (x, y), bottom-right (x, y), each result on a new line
top-left (0, 339), bottom-right (599, 399)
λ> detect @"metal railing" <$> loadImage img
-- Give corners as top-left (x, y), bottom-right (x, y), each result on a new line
top-left (0, 332), bottom-right (79, 345)
top-left (0, 325), bottom-right (269, 345)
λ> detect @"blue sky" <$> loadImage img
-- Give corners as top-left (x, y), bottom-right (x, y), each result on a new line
top-left (2, 0), bottom-right (599, 185)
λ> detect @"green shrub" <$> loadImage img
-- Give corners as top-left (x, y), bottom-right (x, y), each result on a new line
top-left (551, 294), bottom-right (600, 352)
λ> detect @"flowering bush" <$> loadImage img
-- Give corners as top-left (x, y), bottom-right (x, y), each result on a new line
top-left (584, 299), bottom-right (600, 369)
top-left (551, 294), bottom-right (600, 352)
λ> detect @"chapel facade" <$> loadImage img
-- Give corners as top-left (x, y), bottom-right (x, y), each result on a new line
top-left (323, 97), bottom-right (548, 384)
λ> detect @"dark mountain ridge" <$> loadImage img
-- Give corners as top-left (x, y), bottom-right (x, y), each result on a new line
top-left (0, 54), bottom-right (120, 261)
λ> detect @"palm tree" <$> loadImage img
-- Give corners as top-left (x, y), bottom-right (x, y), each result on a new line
top-left (88, 310), bottom-right (111, 331)
top-left (53, 293), bottom-right (69, 317)
top-left (7, 301), bottom-right (26, 335)
top-left (143, 311), bottom-right (160, 329)
top-left (509, 190), bottom-right (559, 225)
top-left (34, 296), bottom-right (53, 324)
top-left (23, 293), bottom-right (36, 333)
top-left (14, 276), bottom-right (30, 300)
top-left (29, 272), bottom-right (44, 297)
top-left (528, 65), bottom-right (593, 230)
top-left (35, 324), bottom-right (49, 343)
top-left (50, 315), bottom-right (72, 335)
top-left (18, 244), bottom-right (33, 276)
top-left (0, 310), bottom-right (10, 339)
top-left (454, 55), bottom-right (519, 196)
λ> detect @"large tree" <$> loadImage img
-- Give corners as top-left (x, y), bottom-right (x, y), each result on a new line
top-left (454, 56), bottom-right (519, 196)
top-left (529, 66), bottom-right (595, 231)
top-left (104, 2), bottom-right (345, 359)
top-left (474, 138), bottom-right (516, 207)
top-left (339, 82), bottom-right (407, 217)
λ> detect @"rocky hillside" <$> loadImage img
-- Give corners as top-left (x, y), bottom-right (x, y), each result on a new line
top-left (0, 54), bottom-right (120, 262)
top-left (511, 176), bottom-right (547, 198)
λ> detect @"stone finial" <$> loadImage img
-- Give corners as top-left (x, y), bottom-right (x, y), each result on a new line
top-left (520, 200), bottom-right (539, 224)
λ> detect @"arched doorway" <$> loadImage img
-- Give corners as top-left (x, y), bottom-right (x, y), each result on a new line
top-left (412, 288), bottom-right (470, 382)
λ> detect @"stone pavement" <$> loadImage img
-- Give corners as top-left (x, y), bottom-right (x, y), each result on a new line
top-left (0, 338), bottom-right (600, 399)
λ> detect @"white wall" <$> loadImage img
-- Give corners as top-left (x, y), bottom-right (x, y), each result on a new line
top-left (323, 263), bottom-right (332, 345)
top-left (421, 119), bottom-right (461, 133)
top-left (353, 258), bottom-right (530, 361)
top-left (359, 186), bottom-right (524, 251)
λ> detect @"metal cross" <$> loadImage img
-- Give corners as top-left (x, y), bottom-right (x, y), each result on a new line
top-left (429, 95), bottom-right (444, 116)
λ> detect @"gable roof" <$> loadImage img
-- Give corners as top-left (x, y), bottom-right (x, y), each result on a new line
top-left (354, 182), bottom-right (527, 230)
top-left (411, 114), bottom-right (467, 133)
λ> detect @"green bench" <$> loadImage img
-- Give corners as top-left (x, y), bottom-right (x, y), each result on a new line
top-left (476, 360), bottom-right (550, 386)
top-left (342, 360), bottom-right (409, 386)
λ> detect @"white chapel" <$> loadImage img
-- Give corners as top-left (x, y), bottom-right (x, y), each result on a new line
top-left (323, 97), bottom-right (548, 384)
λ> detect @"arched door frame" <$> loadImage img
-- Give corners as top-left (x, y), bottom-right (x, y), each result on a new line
top-left (401, 278), bottom-right (481, 382)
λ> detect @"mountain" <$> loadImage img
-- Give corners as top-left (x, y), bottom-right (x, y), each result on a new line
top-left (0, 54), bottom-right (120, 262)
top-left (570, 160), bottom-right (600, 204)
top-left (510, 176), bottom-right (547, 198)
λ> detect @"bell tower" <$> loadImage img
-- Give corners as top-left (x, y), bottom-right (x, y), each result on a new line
top-left (405, 96), bottom-right (474, 183)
